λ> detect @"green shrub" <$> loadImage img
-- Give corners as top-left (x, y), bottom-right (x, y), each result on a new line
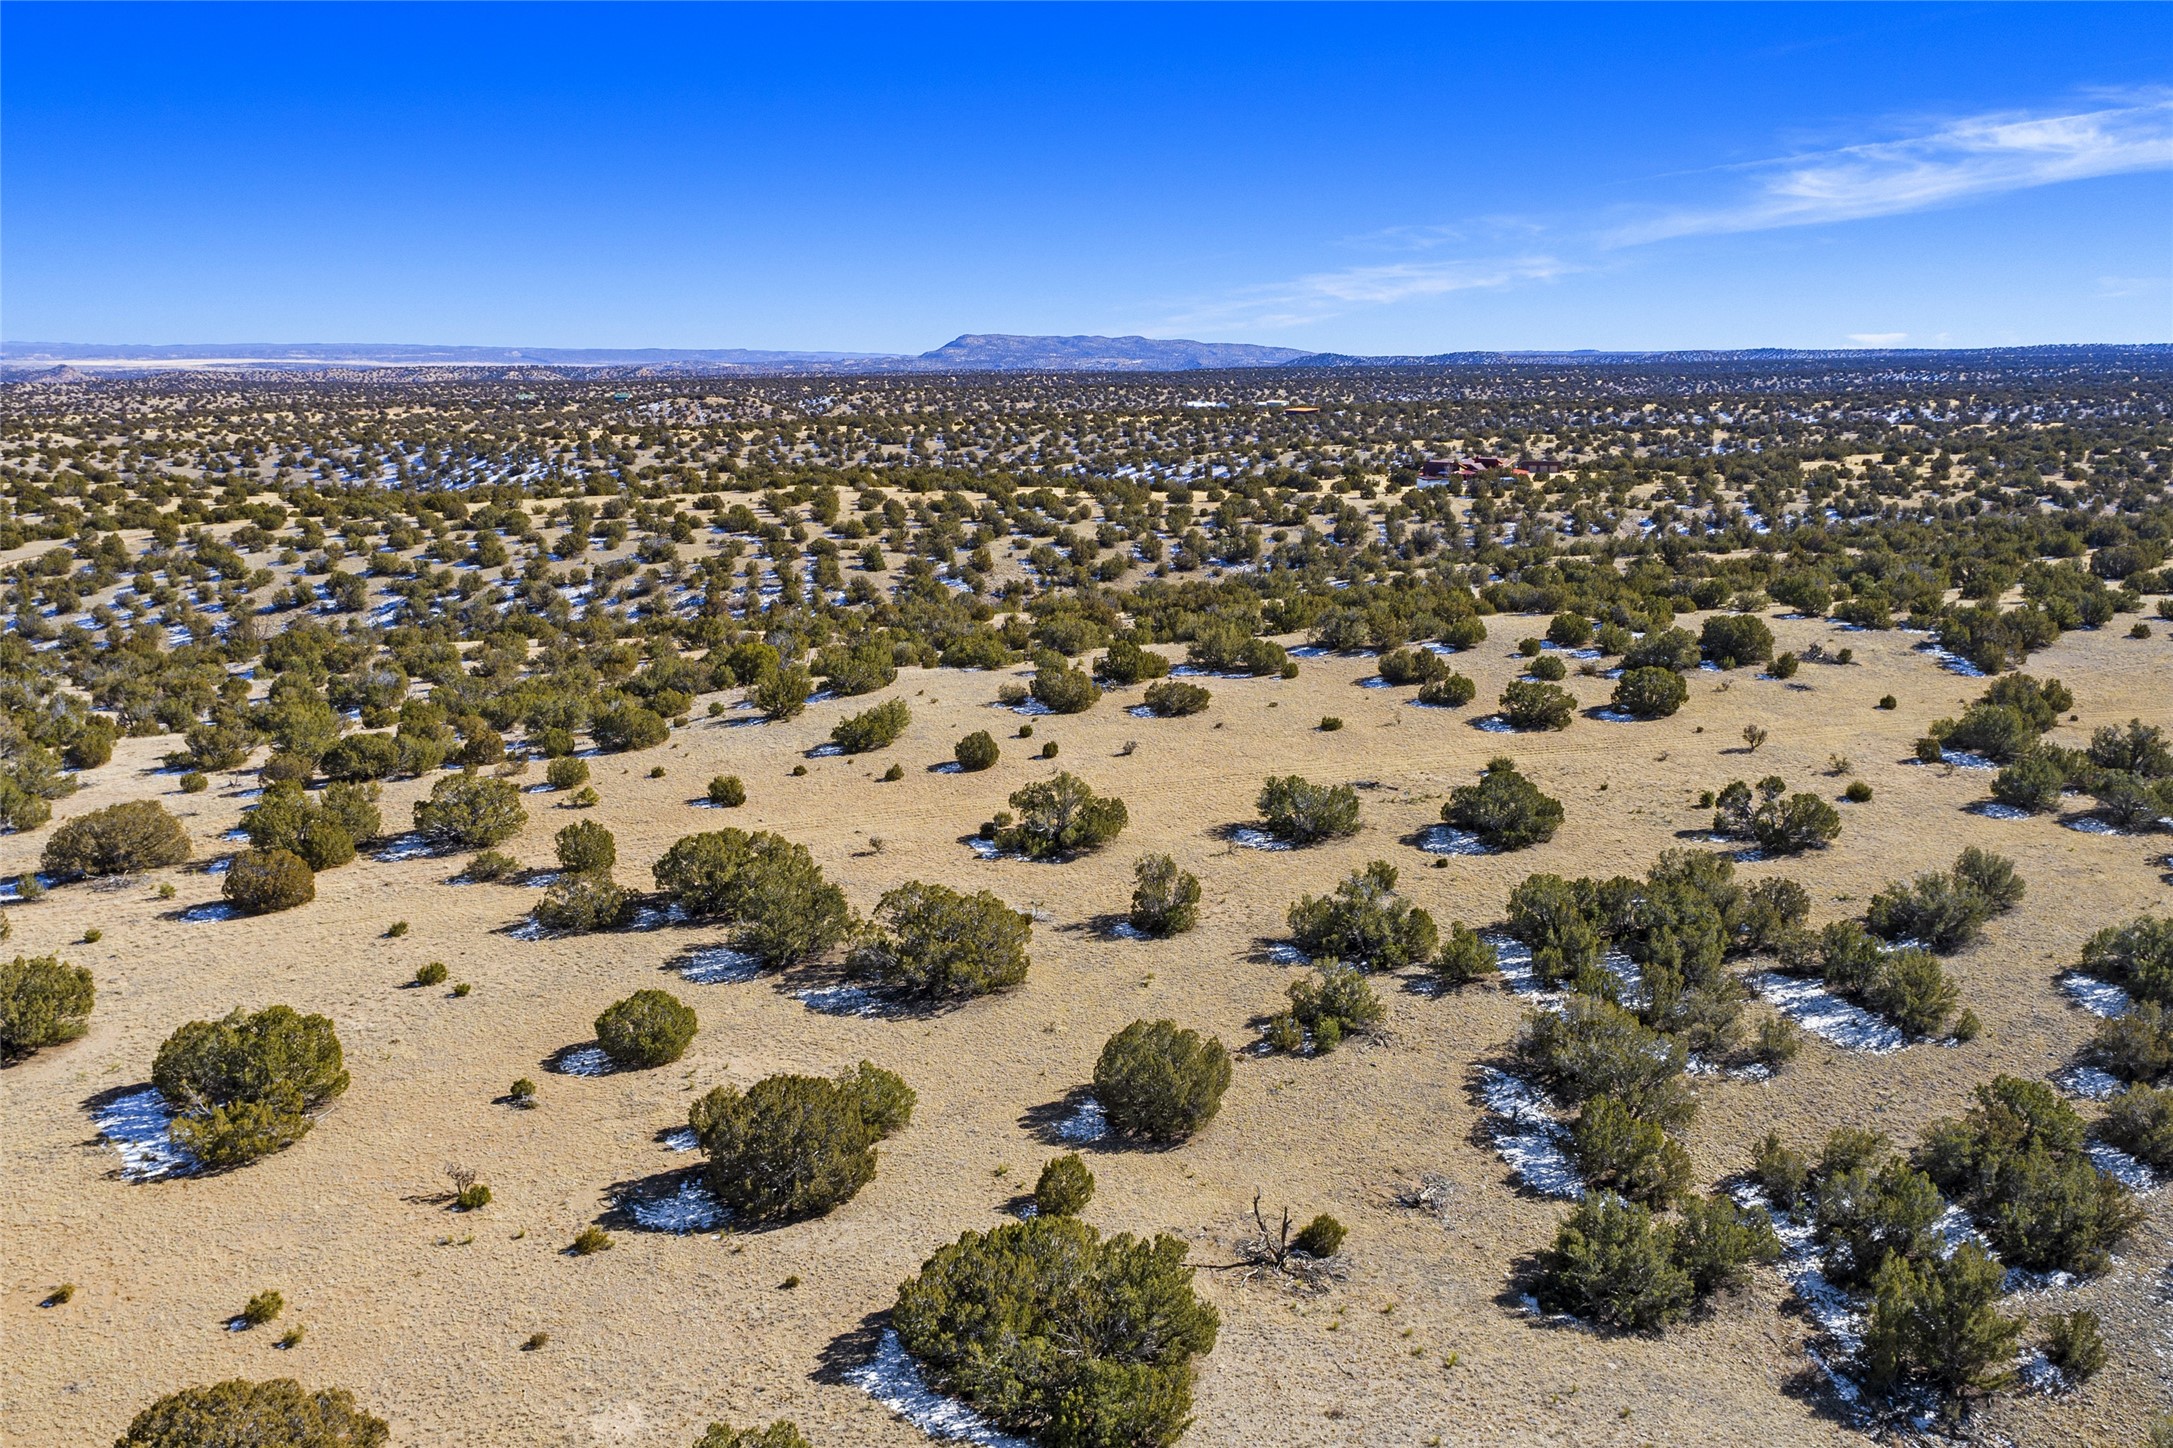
top-left (953, 730), bottom-right (1000, 771)
top-left (1499, 680), bottom-right (1574, 731)
top-left (1569, 1095), bottom-right (1692, 1206)
top-left (594, 989), bottom-right (698, 1069)
top-left (831, 697), bottom-right (911, 753)
top-left (1255, 774), bottom-right (1360, 844)
top-left (319, 733), bottom-right (399, 782)
top-left (1030, 658), bottom-right (1102, 714)
top-left (1812, 1151), bottom-right (1946, 1288)
top-left (1142, 679), bottom-right (1211, 717)
top-left (591, 703), bottom-right (669, 752)
top-left (1267, 965), bottom-right (1383, 1054)
top-left (814, 639), bottom-right (899, 697)
top-left (2096, 1082), bottom-right (2173, 1172)
top-left (412, 774), bottom-right (526, 850)
top-left (63, 721), bottom-right (116, 771)
top-left (1097, 639), bottom-right (1172, 685)
top-left (179, 773), bottom-right (209, 795)
top-left (1866, 848), bottom-right (2022, 952)
top-left (1377, 647), bottom-right (1449, 685)
top-left (1286, 860), bottom-right (1437, 970)
top-left (1317, 715), bottom-right (1343, 732)
top-left (1748, 1133), bottom-right (1812, 1212)
top-left (545, 756), bottom-right (590, 791)
top-left (114, 1379), bottom-right (389, 1448)
top-left (1504, 873), bottom-right (1605, 988)
top-left (1416, 672), bottom-right (1477, 708)
top-left (41, 800), bottom-right (190, 880)
top-left (239, 1290), bottom-right (284, 1326)
top-left (693, 1421), bottom-right (813, 1448)
top-left (152, 1005), bottom-right (349, 1167)
top-left (1430, 922), bottom-right (1498, 986)
top-left (414, 961), bottom-right (448, 987)
top-left (1033, 1152), bottom-right (1095, 1217)
top-left (1767, 651), bottom-right (1799, 680)
top-left (1698, 614), bottom-right (1774, 669)
top-left (1671, 1192), bottom-right (1782, 1296)
top-left (1860, 1243), bottom-right (2022, 1402)
top-left (1444, 757), bottom-right (1562, 849)
top-left (850, 881), bottom-right (1031, 999)
top-left (994, 772), bottom-right (1128, 858)
top-left (0, 954), bottom-right (94, 1057)
top-left (1916, 1075), bottom-right (2141, 1275)
top-left (1843, 780), bottom-right (1873, 804)
top-left (1515, 995), bottom-right (1694, 1129)
top-left (2043, 1309), bottom-right (2108, 1383)
top-left (554, 820), bottom-right (616, 874)
top-left (1528, 654), bottom-right (1567, 682)
top-left (534, 872), bottom-right (632, 932)
top-left (752, 665), bottom-right (814, 720)
top-left (1752, 790), bottom-right (1841, 855)
top-left (1547, 612), bottom-right (1592, 648)
top-left (1610, 667), bottom-right (1688, 720)
top-left (1293, 1213), bottom-right (1347, 1259)
top-left (892, 1215), bottom-right (1218, 1448)
top-left (652, 828), bottom-right (852, 964)
top-left (1534, 1192), bottom-right (1694, 1331)
top-left (1128, 854), bottom-right (1201, 937)
top-left (242, 784), bottom-right (364, 871)
top-left (2080, 914), bottom-right (2173, 1008)
top-left (571, 1226), bottom-right (612, 1255)
top-left (1623, 627), bottom-right (1700, 673)
top-left (1094, 1018), bottom-right (1232, 1143)
top-left (690, 1064), bottom-right (912, 1222)
top-left (223, 849), bottom-right (316, 915)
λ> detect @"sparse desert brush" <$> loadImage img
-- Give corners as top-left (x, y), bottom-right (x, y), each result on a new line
top-left (706, 774), bottom-right (746, 806)
top-left (1143, 679), bottom-right (1210, 716)
top-left (1265, 965), bottom-right (1382, 1055)
top-left (694, 1421), bottom-right (813, 1448)
top-left (413, 961), bottom-right (448, 987)
top-left (1498, 679), bottom-right (1574, 731)
top-left (953, 730), bottom-right (1000, 771)
top-left (1429, 923), bottom-right (1498, 986)
top-left (1255, 774), bottom-right (1359, 844)
top-left (848, 880), bottom-right (1031, 999)
top-left (1416, 672), bottom-right (1477, 708)
top-left (554, 820), bottom-right (616, 874)
top-left (41, 799), bottom-right (190, 880)
top-left (1610, 666), bottom-right (1688, 720)
top-left (508, 1077), bottom-right (538, 1107)
top-left (892, 1214), bottom-right (1218, 1445)
top-left (0, 954), bottom-right (95, 1058)
top-left (689, 1063), bottom-right (912, 1222)
top-left (223, 848), bottom-right (316, 914)
top-left (1128, 853), bottom-right (1201, 937)
top-left (114, 1379), bottom-right (389, 1447)
top-left (239, 1290), bottom-right (284, 1327)
top-left (993, 772), bottom-right (1128, 858)
top-left (1444, 757), bottom-right (1562, 849)
top-left (594, 989), bottom-right (698, 1068)
top-left (1287, 861), bottom-right (1437, 970)
top-left (1292, 1213), bottom-right (1347, 1259)
top-left (153, 1005), bottom-right (349, 1166)
top-left (1094, 1018), bottom-right (1231, 1143)
top-left (536, 872), bottom-right (633, 932)
top-left (545, 756), bottom-right (590, 791)
top-left (831, 696), bottom-right (911, 753)
top-left (1029, 656), bottom-right (1101, 714)
top-left (570, 1225), bottom-right (613, 1255)
top-left (651, 827), bottom-right (851, 964)
top-left (1528, 653), bottom-right (1567, 682)
top-left (413, 773), bottom-right (527, 849)
top-left (1033, 1152), bottom-right (1095, 1217)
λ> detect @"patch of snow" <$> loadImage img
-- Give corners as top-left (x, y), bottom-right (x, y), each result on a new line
top-left (845, 1328), bottom-right (1034, 1448)
top-left (1476, 1068), bottom-right (1583, 1199)
top-left (662, 1127), bottom-right (700, 1152)
top-left (626, 901), bottom-right (690, 931)
top-left (1107, 921), bottom-right (1150, 942)
top-left (180, 901), bottom-right (240, 922)
top-left (1745, 972), bottom-right (1906, 1053)
top-left (2086, 1141), bottom-right (2159, 1193)
top-left (930, 760), bottom-right (965, 773)
top-left (1967, 801), bottom-right (2033, 820)
top-left (807, 743), bottom-right (845, 758)
top-left (1263, 942), bottom-right (1310, 965)
top-left (1002, 697), bottom-right (1055, 716)
top-left (553, 1046), bottom-right (614, 1077)
top-left (622, 1177), bottom-right (728, 1233)
top-left (204, 857), bottom-right (232, 875)
top-left (966, 837), bottom-right (1006, 859)
top-left (1127, 704), bottom-right (1159, 718)
top-left (94, 1088), bottom-right (198, 1180)
top-left (2053, 1065), bottom-right (2123, 1101)
top-left (678, 946), bottom-right (761, 984)
top-left (2058, 973), bottom-right (2132, 1019)
top-left (1486, 934), bottom-right (1553, 1000)
top-left (506, 917), bottom-right (553, 941)
top-left (1229, 826), bottom-right (1296, 852)
top-left (1415, 824), bottom-right (1490, 856)
top-left (1590, 707), bottom-right (1638, 723)
top-left (2061, 815), bottom-right (2124, 836)
top-left (1917, 643), bottom-right (1988, 678)
top-left (1358, 676), bottom-right (1395, 689)
top-left (1055, 1096), bottom-right (1108, 1143)
top-left (373, 833), bottom-right (436, 862)
top-left (1473, 714), bottom-right (1517, 734)
top-left (797, 984), bottom-right (881, 1017)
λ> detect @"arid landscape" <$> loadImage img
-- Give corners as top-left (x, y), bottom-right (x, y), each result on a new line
top-left (2, 354), bottom-right (2170, 1447)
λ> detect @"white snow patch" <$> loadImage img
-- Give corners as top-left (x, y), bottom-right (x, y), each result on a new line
top-left (1106, 922), bottom-right (1151, 942)
top-left (678, 946), bottom-right (761, 984)
top-left (2086, 1141), bottom-right (2159, 1192)
top-left (1126, 704), bottom-right (1158, 718)
top-left (966, 837), bottom-right (1007, 859)
top-left (2059, 973), bottom-right (2132, 1019)
top-left (1967, 801), bottom-right (2033, 820)
top-left (1415, 824), bottom-right (1490, 856)
top-left (2061, 815), bottom-right (2125, 836)
top-left (1591, 708), bottom-right (1638, 723)
top-left (1263, 942), bottom-right (1310, 965)
top-left (1055, 1096), bottom-right (1108, 1143)
top-left (2053, 1065), bottom-right (2123, 1101)
top-left (94, 1088), bottom-right (199, 1181)
top-left (373, 833), bottom-right (436, 862)
top-left (661, 1127), bottom-right (699, 1152)
top-left (1476, 1068), bottom-right (1583, 1199)
top-left (807, 743), bottom-right (845, 757)
top-left (1745, 972), bottom-right (1906, 1053)
top-left (1486, 934), bottom-right (1553, 1000)
top-left (1228, 826), bottom-right (1296, 852)
top-left (1473, 714), bottom-right (1518, 734)
top-left (180, 902), bottom-right (241, 922)
top-left (796, 984), bottom-right (881, 1016)
top-left (553, 1046), bottom-right (614, 1077)
top-left (623, 1177), bottom-right (728, 1233)
top-left (845, 1328), bottom-right (1034, 1448)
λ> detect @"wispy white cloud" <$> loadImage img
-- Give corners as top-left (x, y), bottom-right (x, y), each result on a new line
top-left (1608, 96), bottom-right (2173, 245)
top-left (1163, 95), bottom-right (2173, 333)
top-left (1846, 332), bottom-right (1908, 346)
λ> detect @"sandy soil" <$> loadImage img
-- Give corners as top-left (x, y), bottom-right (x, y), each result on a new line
top-left (5, 612), bottom-right (2169, 1447)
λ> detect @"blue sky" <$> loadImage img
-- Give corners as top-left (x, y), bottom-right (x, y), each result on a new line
top-left (3, 3), bottom-right (2168, 353)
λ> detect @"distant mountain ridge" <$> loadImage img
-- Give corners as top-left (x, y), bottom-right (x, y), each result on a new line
top-left (4, 336), bottom-right (2166, 377)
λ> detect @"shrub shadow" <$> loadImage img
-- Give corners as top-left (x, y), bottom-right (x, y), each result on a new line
top-left (812, 1307), bottom-right (892, 1386)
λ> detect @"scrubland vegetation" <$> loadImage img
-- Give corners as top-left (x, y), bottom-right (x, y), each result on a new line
top-left (2, 352), bottom-right (2169, 1444)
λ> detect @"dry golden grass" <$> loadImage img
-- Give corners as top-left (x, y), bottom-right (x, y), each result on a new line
top-left (5, 613), bottom-right (2168, 1447)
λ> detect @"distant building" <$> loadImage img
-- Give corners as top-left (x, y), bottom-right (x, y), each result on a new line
top-left (1417, 453), bottom-right (1532, 484)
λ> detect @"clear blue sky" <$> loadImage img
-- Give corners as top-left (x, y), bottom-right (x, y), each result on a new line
top-left (4, 2), bottom-right (2168, 353)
